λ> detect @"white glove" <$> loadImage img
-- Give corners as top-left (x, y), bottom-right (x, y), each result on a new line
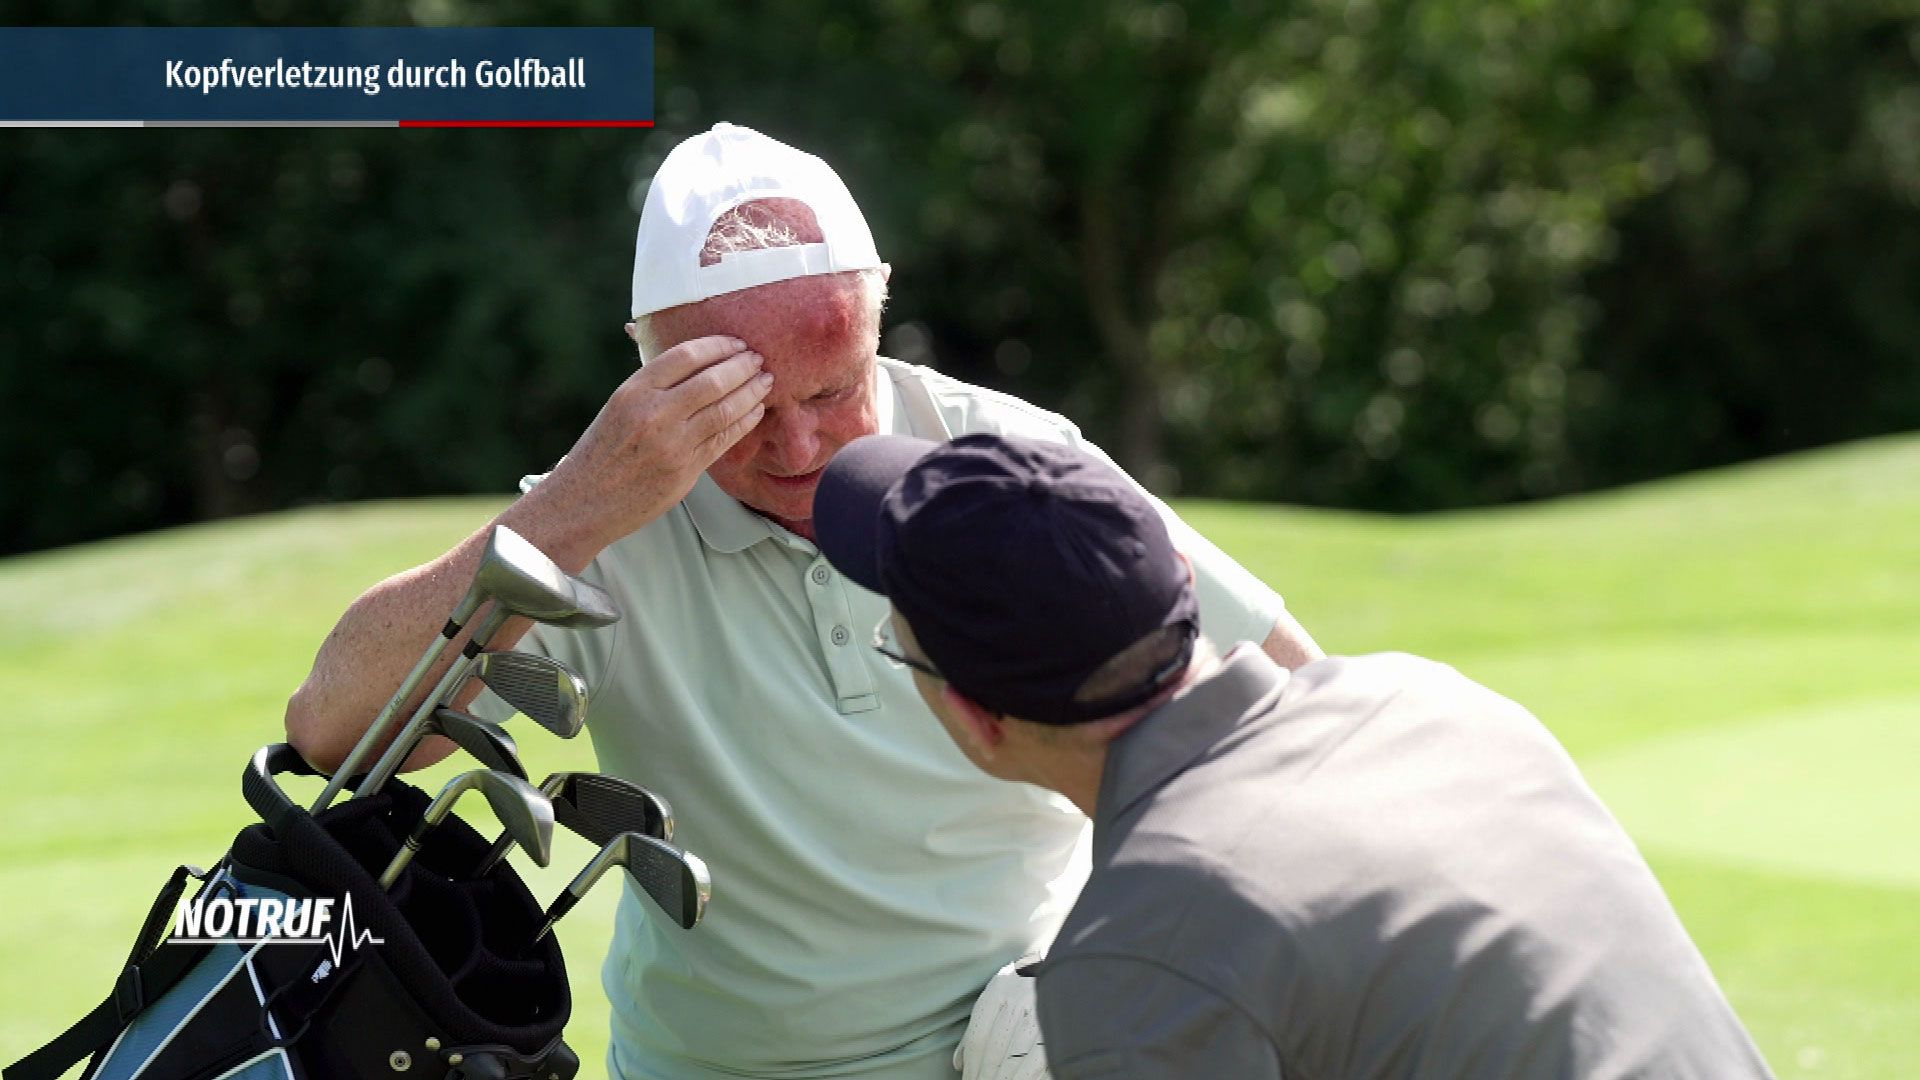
top-left (953, 953), bottom-right (1051, 1080)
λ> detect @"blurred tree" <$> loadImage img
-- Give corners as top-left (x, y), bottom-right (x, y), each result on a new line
top-left (801, 0), bottom-right (1729, 505)
top-left (1573, 0), bottom-right (1920, 486)
top-left (1, 0), bottom-right (1916, 553)
top-left (0, 0), bottom-right (643, 552)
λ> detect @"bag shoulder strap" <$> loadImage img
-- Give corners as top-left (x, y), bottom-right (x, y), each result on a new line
top-left (4, 864), bottom-right (211, 1080)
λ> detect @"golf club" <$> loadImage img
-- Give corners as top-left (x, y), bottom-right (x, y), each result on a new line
top-left (525, 832), bottom-right (710, 948)
top-left (426, 707), bottom-right (527, 782)
top-left (378, 769), bottom-right (555, 889)
top-left (474, 771), bottom-right (675, 875)
top-left (360, 652), bottom-right (588, 804)
top-left (353, 549), bottom-right (618, 802)
top-left (314, 524), bottom-right (616, 810)
top-left (472, 651), bottom-right (590, 739)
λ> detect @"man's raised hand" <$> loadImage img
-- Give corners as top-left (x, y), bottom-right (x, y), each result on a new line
top-left (514, 335), bottom-right (772, 563)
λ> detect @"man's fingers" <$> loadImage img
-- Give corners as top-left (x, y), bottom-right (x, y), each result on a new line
top-left (667, 350), bottom-right (766, 416)
top-left (689, 369), bottom-right (773, 440)
top-left (642, 334), bottom-right (752, 387)
top-left (693, 399), bottom-right (767, 464)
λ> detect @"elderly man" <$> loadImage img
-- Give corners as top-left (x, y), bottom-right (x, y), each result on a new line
top-left (285, 122), bottom-right (1320, 1079)
top-left (811, 431), bottom-right (1776, 1079)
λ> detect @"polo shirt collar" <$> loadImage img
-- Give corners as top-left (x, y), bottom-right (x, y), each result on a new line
top-left (684, 474), bottom-right (781, 553)
top-left (682, 359), bottom-right (900, 554)
top-left (1097, 646), bottom-right (1292, 828)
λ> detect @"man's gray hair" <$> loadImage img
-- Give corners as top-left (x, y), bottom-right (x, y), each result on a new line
top-left (1070, 625), bottom-right (1200, 714)
top-left (632, 197), bottom-right (888, 361)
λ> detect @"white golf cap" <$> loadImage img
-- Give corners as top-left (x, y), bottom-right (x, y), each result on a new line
top-left (630, 122), bottom-right (883, 317)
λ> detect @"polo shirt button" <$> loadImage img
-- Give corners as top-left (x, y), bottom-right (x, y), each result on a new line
top-left (830, 625), bottom-right (850, 647)
top-left (811, 565), bottom-right (832, 586)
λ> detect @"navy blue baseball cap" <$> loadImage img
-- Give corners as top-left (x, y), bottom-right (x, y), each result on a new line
top-left (814, 432), bottom-right (1199, 724)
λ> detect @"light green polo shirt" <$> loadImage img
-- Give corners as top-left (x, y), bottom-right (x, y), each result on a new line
top-left (507, 358), bottom-right (1286, 1080)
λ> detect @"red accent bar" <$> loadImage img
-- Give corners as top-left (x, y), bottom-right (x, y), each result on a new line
top-left (398, 119), bottom-right (655, 128)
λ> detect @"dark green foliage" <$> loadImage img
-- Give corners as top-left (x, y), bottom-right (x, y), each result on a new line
top-left (1574, 0), bottom-right (1920, 487)
top-left (1, 0), bottom-right (1916, 553)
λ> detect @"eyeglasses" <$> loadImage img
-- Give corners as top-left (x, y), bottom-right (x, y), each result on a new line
top-left (872, 616), bottom-right (942, 681)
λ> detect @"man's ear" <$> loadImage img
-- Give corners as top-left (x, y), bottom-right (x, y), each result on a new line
top-left (940, 684), bottom-right (1005, 754)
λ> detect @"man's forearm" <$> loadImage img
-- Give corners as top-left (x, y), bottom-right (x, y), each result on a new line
top-left (284, 332), bottom-right (770, 774)
top-left (284, 523), bottom-right (504, 774)
top-left (285, 476), bottom-right (634, 773)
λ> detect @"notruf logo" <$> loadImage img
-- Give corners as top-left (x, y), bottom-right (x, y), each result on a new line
top-left (173, 893), bottom-right (384, 967)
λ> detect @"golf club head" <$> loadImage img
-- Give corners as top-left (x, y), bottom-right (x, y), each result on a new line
top-left (345, 533), bottom-right (613, 807)
top-left (433, 769), bottom-right (555, 868)
top-left (548, 771), bottom-right (675, 844)
top-left (431, 708), bottom-right (527, 782)
top-left (477, 526), bottom-right (620, 629)
top-left (475, 652), bottom-right (590, 739)
top-left (529, 832), bottom-right (707, 950)
top-left (556, 574), bottom-right (621, 629)
top-left (382, 769), bottom-right (553, 888)
top-left (598, 833), bottom-right (708, 930)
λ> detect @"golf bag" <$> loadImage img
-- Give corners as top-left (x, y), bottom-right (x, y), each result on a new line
top-left (6, 745), bottom-right (578, 1080)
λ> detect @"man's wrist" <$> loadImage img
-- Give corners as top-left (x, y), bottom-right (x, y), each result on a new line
top-left (496, 482), bottom-right (618, 574)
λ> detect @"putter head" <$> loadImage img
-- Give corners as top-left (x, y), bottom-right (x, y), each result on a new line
top-left (477, 526), bottom-right (620, 629)
top-left (436, 769), bottom-right (555, 869)
top-left (546, 771), bottom-right (674, 844)
top-left (432, 708), bottom-right (527, 782)
top-left (475, 652), bottom-right (590, 739)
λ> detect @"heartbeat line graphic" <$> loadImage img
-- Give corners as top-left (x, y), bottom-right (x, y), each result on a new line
top-left (173, 893), bottom-right (385, 967)
top-left (318, 893), bottom-right (383, 966)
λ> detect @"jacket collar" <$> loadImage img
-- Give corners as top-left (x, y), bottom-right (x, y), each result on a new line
top-left (1098, 646), bottom-right (1292, 828)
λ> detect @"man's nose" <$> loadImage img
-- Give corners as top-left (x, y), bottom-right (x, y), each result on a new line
top-left (764, 408), bottom-right (821, 473)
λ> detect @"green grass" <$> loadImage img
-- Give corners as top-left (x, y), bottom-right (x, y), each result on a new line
top-left (3, 433), bottom-right (1917, 1078)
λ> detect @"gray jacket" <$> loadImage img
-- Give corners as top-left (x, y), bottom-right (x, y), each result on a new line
top-left (1035, 650), bottom-right (1773, 1079)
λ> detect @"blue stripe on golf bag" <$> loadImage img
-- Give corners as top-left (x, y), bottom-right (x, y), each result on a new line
top-left (89, 873), bottom-right (300, 1080)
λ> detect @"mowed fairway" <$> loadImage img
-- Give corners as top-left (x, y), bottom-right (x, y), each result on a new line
top-left (2, 435), bottom-right (1916, 1078)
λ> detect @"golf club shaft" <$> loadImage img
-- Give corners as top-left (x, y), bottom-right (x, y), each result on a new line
top-left (357, 605), bottom-right (511, 798)
top-left (376, 780), bottom-right (465, 887)
top-left (311, 605), bottom-right (476, 811)
top-left (525, 891), bottom-right (582, 947)
top-left (378, 831), bottom-right (428, 888)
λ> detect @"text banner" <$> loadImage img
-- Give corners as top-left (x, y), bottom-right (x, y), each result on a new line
top-left (0, 27), bottom-right (654, 126)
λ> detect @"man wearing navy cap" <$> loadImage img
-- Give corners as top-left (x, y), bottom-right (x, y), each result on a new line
top-left (814, 432), bottom-right (1776, 1079)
